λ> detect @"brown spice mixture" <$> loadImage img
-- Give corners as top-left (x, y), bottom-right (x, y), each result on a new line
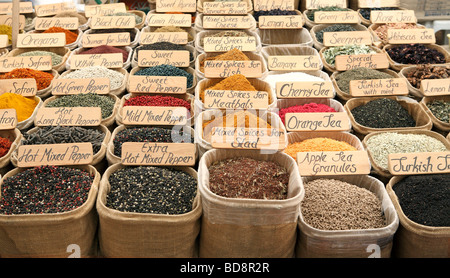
top-left (403, 64), bottom-right (450, 89)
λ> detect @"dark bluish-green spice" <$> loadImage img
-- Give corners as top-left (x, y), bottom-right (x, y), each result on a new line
top-left (315, 24), bottom-right (357, 43)
top-left (134, 64), bottom-right (194, 88)
top-left (45, 93), bottom-right (115, 119)
top-left (106, 166), bottom-right (197, 215)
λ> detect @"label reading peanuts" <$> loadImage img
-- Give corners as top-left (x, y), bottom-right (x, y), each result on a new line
top-left (211, 127), bottom-right (287, 151)
top-left (137, 50), bottom-right (190, 68)
top-left (147, 14), bottom-right (192, 27)
top-left (305, 0), bottom-right (347, 9)
top-left (0, 109), bottom-right (17, 130)
top-left (155, 0), bottom-right (196, 13)
top-left (370, 10), bottom-right (417, 23)
top-left (121, 142), bottom-right (196, 166)
top-left (387, 28), bottom-right (436, 44)
top-left (258, 15), bottom-right (303, 29)
top-left (334, 53), bottom-right (389, 71)
top-left (204, 90), bottom-right (269, 109)
top-left (122, 106), bottom-right (189, 126)
top-left (70, 53), bottom-right (123, 69)
top-left (140, 32), bottom-right (188, 45)
top-left (128, 75), bottom-right (187, 94)
top-left (52, 78), bottom-right (110, 95)
top-left (323, 31), bottom-right (372, 46)
top-left (82, 32), bottom-right (131, 48)
top-left (314, 11), bottom-right (359, 24)
top-left (35, 2), bottom-right (76, 17)
top-left (17, 33), bottom-right (66, 48)
top-left (35, 17), bottom-right (79, 30)
top-left (253, 0), bottom-right (295, 11)
top-left (358, 0), bottom-right (399, 8)
top-left (202, 15), bottom-right (253, 29)
top-left (204, 36), bottom-right (256, 52)
top-left (0, 79), bottom-right (37, 96)
top-left (0, 34), bottom-right (7, 48)
top-left (285, 112), bottom-right (350, 132)
top-left (34, 107), bottom-right (102, 127)
top-left (420, 78), bottom-right (450, 96)
top-left (0, 56), bottom-right (52, 72)
top-left (349, 78), bottom-right (408, 97)
top-left (84, 3), bottom-right (127, 17)
top-left (388, 151), bottom-right (450, 175)
top-left (90, 16), bottom-right (136, 29)
top-left (297, 151), bottom-right (371, 176)
top-left (276, 81), bottom-right (334, 98)
top-left (204, 60), bottom-right (262, 78)
top-left (16, 143), bottom-right (93, 167)
top-left (268, 55), bottom-right (322, 71)
top-left (203, 2), bottom-right (248, 15)
top-left (0, 2), bottom-right (33, 14)
top-left (0, 15), bottom-right (25, 30)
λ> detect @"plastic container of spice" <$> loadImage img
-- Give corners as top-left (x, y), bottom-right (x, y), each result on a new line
top-left (0, 165), bottom-right (100, 258)
top-left (310, 23), bottom-right (368, 51)
top-left (27, 28), bottom-right (83, 51)
top-left (141, 25), bottom-right (197, 46)
top-left (197, 0), bottom-right (254, 13)
top-left (194, 13), bottom-right (257, 32)
top-left (97, 163), bottom-right (202, 258)
top-left (81, 28), bottom-right (141, 49)
top-left (8, 47), bottom-right (71, 73)
top-left (260, 45), bottom-right (323, 73)
top-left (0, 128), bottom-right (22, 176)
top-left (386, 174), bottom-right (450, 258)
top-left (256, 26), bottom-right (312, 47)
top-left (131, 43), bottom-right (197, 69)
top-left (419, 96), bottom-right (450, 132)
top-left (197, 149), bottom-right (304, 258)
top-left (195, 29), bottom-right (262, 54)
top-left (66, 45), bottom-right (133, 71)
top-left (297, 174), bottom-right (398, 258)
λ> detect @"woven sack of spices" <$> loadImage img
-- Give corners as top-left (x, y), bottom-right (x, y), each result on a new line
top-left (260, 45), bottom-right (323, 72)
top-left (67, 46), bottom-right (133, 71)
top-left (297, 175), bottom-right (399, 258)
top-left (58, 67), bottom-right (128, 97)
top-left (344, 96), bottom-right (432, 137)
top-left (198, 149), bottom-right (304, 258)
top-left (195, 29), bottom-right (261, 53)
top-left (310, 23), bottom-right (368, 51)
top-left (362, 130), bottom-right (450, 179)
top-left (141, 25), bottom-right (197, 46)
top-left (0, 129), bottom-right (22, 175)
top-left (194, 13), bottom-right (257, 32)
top-left (256, 27), bottom-right (313, 47)
top-left (386, 175), bottom-right (450, 258)
top-left (331, 68), bottom-right (401, 101)
top-left (420, 96), bottom-right (450, 132)
top-left (96, 163), bottom-right (202, 258)
top-left (8, 47), bottom-right (71, 73)
top-left (196, 0), bottom-right (254, 13)
top-left (383, 44), bottom-right (450, 71)
top-left (131, 44), bottom-right (197, 69)
top-left (105, 125), bottom-right (197, 165)
top-left (0, 165), bottom-right (100, 258)
top-left (10, 125), bottom-right (111, 172)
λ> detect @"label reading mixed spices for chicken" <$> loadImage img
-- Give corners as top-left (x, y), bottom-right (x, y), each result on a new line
top-left (388, 151), bottom-right (450, 175)
top-left (121, 142), bottom-right (196, 166)
top-left (204, 36), bottom-right (257, 52)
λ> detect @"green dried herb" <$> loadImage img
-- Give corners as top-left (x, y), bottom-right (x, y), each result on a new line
top-left (426, 100), bottom-right (450, 123)
top-left (335, 67), bottom-right (394, 93)
top-left (315, 24), bottom-right (357, 43)
top-left (307, 6), bottom-right (348, 21)
top-left (323, 45), bottom-right (376, 66)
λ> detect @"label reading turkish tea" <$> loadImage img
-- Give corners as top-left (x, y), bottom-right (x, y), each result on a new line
top-left (203, 1), bottom-right (248, 15)
top-left (17, 33), bottom-right (66, 48)
top-left (82, 32), bottom-right (131, 47)
top-left (90, 16), bottom-right (136, 29)
top-left (253, 0), bottom-right (295, 11)
top-left (349, 78), bottom-right (409, 96)
top-left (203, 90), bottom-right (269, 109)
top-left (202, 15), bottom-right (253, 29)
top-left (70, 53), bottom-right (123, 69)
top-left (122, 106), bottom-right (188, 126)
top-left (323, 31), bottom-right (373, 46)
top-left (0, 14), bottom-right (25, 30)
top-left (211, 127), bottom-right (287, 151)
top-left (276, 81), bottom-right (334, 98)
top-left (334, 53), bottom-right (389, 71)
top-left (128, 76), bottom-right (187, 94)
top-left (305, 0), bottom-right (347, 10)
top-left (35, 17), bottom-right (79, 30)
top-left (203, 60), bottom-right (262, 78)
top-left (0, 56), bottom-right (52, 72)
top-left (370, 10), bottom-right (417, 23)
top-left (0, 2), bottom-right (33, 14)
top-left (0, 79), bottom-right (37, 97)
top-left (140, 32), bottom-right (188, 45)
top-left (297, 151), bottom-right (371, 176)
top-left (203, 36), bottom-right (256, 52)
top-left (0, 109), bottom-right (17, 130)
top-left (314, 11), bottom-right (359, 24)
top-left (155, 0), bottom-right (196, 13)
top-left (17, 143), bottom-right (93, 167)
top-left (35, 2), bottom-right (76, 17)
top-left (34, 107), bottom-right (102, 127)
top-left (147, 14), bottom-right (192, 27)
top-left (388, 151), bottom-right (450, 175)
top-left (285, 112), bottom-right (350, 131)
top-left (258, 15), bottom-right (303, 29)
top-left (52, 78), bottom-right (110, 95)
top-left (268, 55), bottom-right (322, 71)
top-left (137, 50), bottom-right (190, 68)
top-left (121, 142), bottom-right (196, 166)
top-left (387, 28), bottom-right (436, 44)
top-left (84, 3), bottom-right (127, 17)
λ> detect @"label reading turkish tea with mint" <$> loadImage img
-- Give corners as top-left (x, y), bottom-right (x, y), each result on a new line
top-left (0, 109), bottom-right (17, 130)
top-left (0, 78), bottom-right (37, 97)
top-left (349, 78), bottom-right (408, 97)
top-left (34, 107), bottom-right (102, 127)
top-left (297, 151), bottom-right (371, 176)
top-left (388, 151), bottom-right (450, 175)
top-left (285, 112), bottom-right (350, 131)
top-left (121, 142), bottom-right (196, 166)
top-left (276, 81), bottom-right (334, 98)
top-left (210, 127), bottom-right (287, 151)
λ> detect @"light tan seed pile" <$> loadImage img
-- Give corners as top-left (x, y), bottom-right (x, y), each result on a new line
top-left (301, 179), bottom-right (386, 230)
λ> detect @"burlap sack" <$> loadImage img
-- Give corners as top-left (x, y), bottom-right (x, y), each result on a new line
top-left (106, 124), bottom-right (197, 166)
top-left (260, 45), bottom-right (323, 72)
top-left (16, 96), bottom-right (42, 131)
top-left (66, 46), bottom-right (133, 71)
top-left (383, 43), bottom-right (450, 71)
top-left (311, 23), bottom-right (368, 51)
top-left (296, 175), bottom-right (399, 258)
top-left (115, 93), bottom-right (195, 127)
top-left (128, 66), bottom-right (197, 95)
top-left (420, 95), bottom-right (450, 132)
top-left (96, 163), bottom-right (202, 258)
top-left (8, 47), bottom-right (71, 73)
top-left (194, 77), bottom-right (277, 116)
top-left (58, 68), bottom-right (128, 97)
top-left (195, 29), bottom-right (261, 54)
top-left (344, 96), bottom-right (433, 137)
top-left (0, 128), bottom-right (22, 176)
top-left (131, 44), bottom-right (197, 69)
top-left (141, 25), bottom-right (197, 46)
top-left (198, 149), bottom-right (304, 258)
top-left (369, 23), bottom-right (425, 49)
top-left (256, 27), bottom-right (313, 47)
top-left (80, 28), bottom-right (140, 49)
top-left (197, 0), bottom-right (253, 13)
top-left (42, 94), bottom-right (120, 130)
top-left (362, 129), bottom-right (450, 179)
top-left (319, 45), bottom-right (383, 73)
top-left (194, 13), bottom-right (257, 32)
top-left (387, 175), bottom-right (450, 258)
top-left (331, 68), bottom-right (402, 101)
top-left (27, 28), bottom-right (83, 50)
top-left (0, 165), bottom-right (100, 258)
top-left (10, 125), bottom-right (111, 172)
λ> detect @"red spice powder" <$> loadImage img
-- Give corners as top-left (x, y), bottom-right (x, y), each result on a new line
top-left (124, 95), bottom-right (191, 111)
top-left (78, 45), bottom-right (129, 62)
top-left (43, 26), bottom-right (78, 44)
top-left (0, 137), bottom-right (12, 158)
top-left (0, 68), bottom-right (54, 90)
top-left (278, 103), bottom-right (336, 124)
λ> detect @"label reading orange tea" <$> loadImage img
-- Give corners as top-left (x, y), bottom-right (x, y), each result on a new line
top-left (16, 143), bottom-right (93, 167)
top-left (285, 112), bottom-right (350, 131)
top-left (297, 151), bottom-right (371, 176)
top-left (121, 142), bottom-right (196, 166)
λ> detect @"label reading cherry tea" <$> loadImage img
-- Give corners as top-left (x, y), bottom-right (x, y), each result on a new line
top-left (276, 81), bottom-right (334, 98)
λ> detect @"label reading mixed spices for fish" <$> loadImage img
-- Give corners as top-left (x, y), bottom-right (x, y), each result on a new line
top-left (349, 78), bottom-right (408, 97)
top-left (210, 127), bottom-right (286, 151)
top-left (388, 151), bottom-right (450, 175)
top-left (155, 0), bottom-right (196, 13)
top-left (121, 142), bottom-right (196, 166)
top-left (52, 78), bottom-right (110, 95)
top-left (285, 112), bottom-right (350, 131)
top-left (420, 79), bottom-right (450, 96)
top-left (268, 55), bottom-right (321, 71)
top-left (204, 60), bottom-right (262, 78)
top-left (140, 32), bottom-right (188, 45)
top-left (276, 81), bottom-right (334, 98)
top-left (203, 2), bottom-right (248, 15)
top-left (335, 53), bottom-right (389, 71)
top-left (0, 78), bottom-right (37, 97)
top-left (0, 109), bottom-right (17, 130)
top-left (122, 106), bottom-right (188, 126)
top-left (204, 36), bottom-right (256, 52)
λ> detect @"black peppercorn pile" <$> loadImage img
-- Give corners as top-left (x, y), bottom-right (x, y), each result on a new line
top-left (106, 166), bottom-right (197, 215)
top-left (253, 9), bottom-right (297, 21)
top-left (351, 98), bottom-right (416, 128)
top-left (386, 44), bottom-right (446, 65)
top-left (393, 174), bottom-right (450, 227)
top-left (0, 166), bottom-right (94, 215)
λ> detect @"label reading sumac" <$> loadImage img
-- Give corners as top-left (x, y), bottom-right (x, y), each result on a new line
top-left (297, 151), bottom-right (371, 176)
top-left (17, 143), bottom-right (93, 167)
top-left (121, 142), bottom-right (196, 166)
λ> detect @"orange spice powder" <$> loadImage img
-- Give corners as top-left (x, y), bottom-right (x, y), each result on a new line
top-left (284, 137), bottom-right (357, 160)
